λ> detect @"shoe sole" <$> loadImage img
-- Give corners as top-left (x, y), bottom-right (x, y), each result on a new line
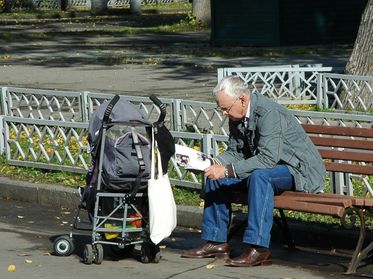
top-left (226, 259), bottom-right (272, 267)
top-left (181, 252), bottom-right (229, 259)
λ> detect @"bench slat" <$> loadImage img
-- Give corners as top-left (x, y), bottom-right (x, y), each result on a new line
top-left (275, 196), bottom-right (352, 208)
top-left (274, 198), bottom-right (345, 217)
top-left (317, 192), bottom-right (373, 207)
top-left (325, 162), bottom-right (373, 175)
top-left (318, 149), bottom-right (373, 163)
top-left (303, 124), bottom-right (373, 138)
top-left (310, 136), bottom-right (373, 150)
top-left (232, 191), bottom-right (373, 208)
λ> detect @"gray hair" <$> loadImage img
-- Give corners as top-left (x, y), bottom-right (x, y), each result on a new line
top-left (213, 76), bottom-right (250, 98)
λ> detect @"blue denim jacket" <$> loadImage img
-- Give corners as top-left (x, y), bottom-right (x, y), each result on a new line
top-left (217, 92), bottom-right (326, 193)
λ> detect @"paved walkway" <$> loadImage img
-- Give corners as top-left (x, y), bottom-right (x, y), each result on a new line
top-left (0, 16), bottom-right (350, 102)
top-left (1, 179), bottom-right (373, 278)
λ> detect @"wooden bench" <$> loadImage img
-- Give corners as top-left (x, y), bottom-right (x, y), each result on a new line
top-left (230, 124), bottom-right (373, 274)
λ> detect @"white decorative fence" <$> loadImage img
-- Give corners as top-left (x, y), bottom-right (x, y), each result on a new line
top-left (1, 66), bottom-right (372, 194)
top-left (29, 0), bottom-right (183, 9)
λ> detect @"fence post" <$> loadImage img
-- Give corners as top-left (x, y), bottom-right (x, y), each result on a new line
top-left (290, 65), bottom-right (302, 98)
top-left (202, 133), bottom-right (213, 157)
top-left (0, 116), bottom-right (4, 155)
top-left (200, 134), bottom-right (214, 198)
top-left (316, 73), bottom-right (324, 109)
top-left (217, 68), bottom-right (224, 82)
top-left (0, 87), bottom-right (7, 155)
top-left (172, 99), bottom-right (182, 132)
top-left (330, 171), bottom-right (353, 196)
top-left (81, 91), bottom-right (90, 122)
top-left (1, 87), bottom-right (8, 116)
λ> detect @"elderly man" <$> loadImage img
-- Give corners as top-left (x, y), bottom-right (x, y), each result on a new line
top-left (181, 76), bottom-right (325, 267)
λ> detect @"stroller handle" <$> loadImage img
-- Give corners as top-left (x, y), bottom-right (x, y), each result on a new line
top-left (149, 95), bottom-right (166, 123)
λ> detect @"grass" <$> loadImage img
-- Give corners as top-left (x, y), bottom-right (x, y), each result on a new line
top-left (1, 152), bottom-right (373, 232)
top-left (0, 153), bottom-right (204, 204)
top-left (0, 2), bottom-right (192, 18)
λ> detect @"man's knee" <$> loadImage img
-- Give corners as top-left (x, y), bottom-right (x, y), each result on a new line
top-left (249, 169), bottom-right (270, 183)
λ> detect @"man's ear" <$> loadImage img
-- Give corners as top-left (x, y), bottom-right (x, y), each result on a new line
top-left (240, 95), bottom-right (247, 107)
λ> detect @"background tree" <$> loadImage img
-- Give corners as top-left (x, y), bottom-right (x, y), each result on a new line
top-left (90, 0), bottom-right (108, 13)
top-left (130, 0), bottom-right (141, 14)
top-left (345, 0), bottom-right (373, 76)
top-left (192, 0), bottom-right (210, 26)
top-left (339, 0), bottom-right (373, 112)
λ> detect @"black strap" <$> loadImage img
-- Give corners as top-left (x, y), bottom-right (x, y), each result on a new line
top-left (91, 95), bottom-right (121, 158)
top-left (128, 127), bottom-right (146, 200)
top-left (103, 95), bottom-right (120, 124)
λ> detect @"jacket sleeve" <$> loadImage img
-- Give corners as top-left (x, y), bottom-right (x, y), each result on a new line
top-left (215, 121), bottom-right (246, 164)
top-left (222, 109), bottom-right (285, 179)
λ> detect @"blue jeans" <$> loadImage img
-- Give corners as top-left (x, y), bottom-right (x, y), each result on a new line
top-left (201, 165), bottom-right (293, 248)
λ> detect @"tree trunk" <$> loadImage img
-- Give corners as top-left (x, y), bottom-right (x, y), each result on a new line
top-left (345, 0), bottom-right (373, 76)
top-left (130, 0), bottom-right (141, 15)
top-left (338, 0), bottom-right (373, 112)
top-left (90, 0), bottom-right (108, 14)
top-left (192, 0), bottom-right (211, 26)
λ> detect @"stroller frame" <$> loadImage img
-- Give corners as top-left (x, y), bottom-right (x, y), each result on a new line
top-left (53, 96), bottom-right (165, 265)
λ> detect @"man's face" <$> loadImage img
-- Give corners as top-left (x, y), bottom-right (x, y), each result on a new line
top-left (216, 91), bottom-right (248, 121)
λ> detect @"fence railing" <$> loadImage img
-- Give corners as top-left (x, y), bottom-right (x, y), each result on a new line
top-left (321, 73), bottom-right (373, 112)
top-left (217, 65), bottom-right (332, 106)
top-left (7, 0), bottom-right (185, 11)
top-left (1, 68), bottom-right (372, 194)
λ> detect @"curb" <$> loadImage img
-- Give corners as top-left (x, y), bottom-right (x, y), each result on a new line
top-left (1, 177), bottom-right (372, 251)
top-left (0, 177), bottom-right (203, 229)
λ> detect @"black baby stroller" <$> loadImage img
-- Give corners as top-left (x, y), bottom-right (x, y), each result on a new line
top-left (53, 95), bottom-right (175, 264)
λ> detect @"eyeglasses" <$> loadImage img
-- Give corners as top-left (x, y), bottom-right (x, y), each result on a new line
top-left (216, 96), bottom-right (240, 115)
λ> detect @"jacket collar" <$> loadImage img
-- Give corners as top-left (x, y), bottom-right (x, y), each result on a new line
top-left (247, 91), bottom-right (259, 131)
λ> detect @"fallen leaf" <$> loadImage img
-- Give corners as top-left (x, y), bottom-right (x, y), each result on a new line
top-left (17, 215), bottom-right (24, 219)
top-left (25, 259), bottom-right (32, 264)
top-left (7, 264), bottom-right (16, 272)
top-left (206, 264), bottom-right (215, 269)
top-left (61, 221), bottom-right (68, 224)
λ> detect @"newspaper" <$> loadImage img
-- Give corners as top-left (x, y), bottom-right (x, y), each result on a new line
top-left (175, 144), bottom-right (211, 171)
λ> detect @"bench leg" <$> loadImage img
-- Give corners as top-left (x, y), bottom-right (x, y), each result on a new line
top-left (345, 208), bottom-right (369, 274)
top-left (276, 209), bottom-right (295, 250)
top-left (227, 214), bottom-right (247, 242)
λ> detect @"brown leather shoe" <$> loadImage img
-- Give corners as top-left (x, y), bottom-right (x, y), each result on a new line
top-left (226, 247), bottom-right (272, 267)
top-left (181, 242), bottom-right (230, 259)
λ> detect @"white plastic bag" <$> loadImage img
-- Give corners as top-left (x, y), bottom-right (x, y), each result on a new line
top-left (148, 134), bottom-right (177, 245)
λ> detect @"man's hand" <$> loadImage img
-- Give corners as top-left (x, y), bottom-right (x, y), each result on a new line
top-left (204, 165), bottom-right (225, 180)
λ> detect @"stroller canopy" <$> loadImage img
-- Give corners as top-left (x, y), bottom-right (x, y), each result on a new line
top-left (88, 98), bottom-right (152, 147)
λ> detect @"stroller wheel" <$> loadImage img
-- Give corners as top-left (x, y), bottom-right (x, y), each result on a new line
top-left (53, 235), bottom-right (74, 257)
top-left (153, 250), bottom-right (161, 264)
top-left (94, 244), bottom-right (104, 265)
top-left (140, 242), bottom-right (160, 264)
top-left (83, 244), bottom-right (94, 265)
